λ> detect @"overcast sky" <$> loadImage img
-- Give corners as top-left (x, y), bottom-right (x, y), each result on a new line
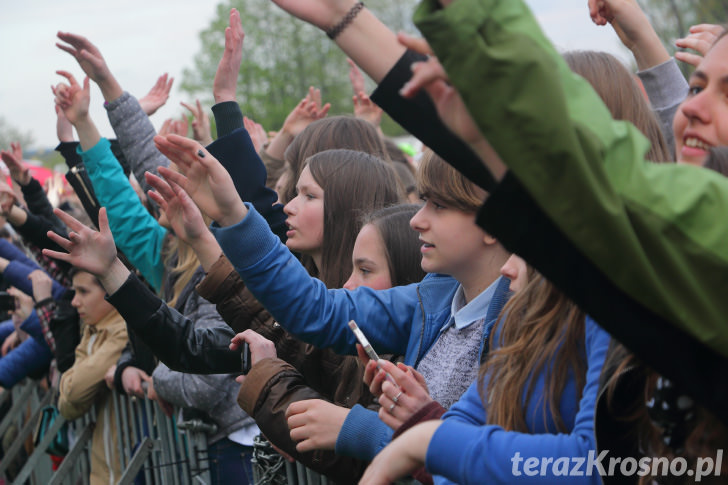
top-left (0, 0), bottom-right (632, 150)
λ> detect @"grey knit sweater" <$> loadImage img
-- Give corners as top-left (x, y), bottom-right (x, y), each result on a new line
top-left (152, 267), bottom-right (256, 444)
top-left (104, 91), bottom-right (169, 194)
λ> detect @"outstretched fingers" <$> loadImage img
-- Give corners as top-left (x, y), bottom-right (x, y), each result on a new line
top-left (45, 231), bottom-right (74, 253)
top-left (53, 206), bottom-right (89, 233)
top-left (153, 135), bottom-right (197, 171)
top-left (55, 70), bottom-right (80, 87)
top-left (397, 32), bottom-right (433, 56)
top-left (157, 166), bottom-right (191, 193)
top-left (145, 171), bottom-right (176, 203)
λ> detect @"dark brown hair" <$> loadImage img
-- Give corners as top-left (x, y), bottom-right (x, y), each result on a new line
top-left (282, 116), bottom-right (390, 204)
top-left (563, 50), bottom-right (672, 163)
top-left (305, 149), bottom-right (403, 288)
top-left (361, 204), bottom-right (425, 287)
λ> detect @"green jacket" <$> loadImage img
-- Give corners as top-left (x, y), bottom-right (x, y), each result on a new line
top-left (415, 0), bottom-right (728, 418)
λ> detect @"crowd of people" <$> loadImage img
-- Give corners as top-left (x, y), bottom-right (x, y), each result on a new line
top-left (0, 0), bottom-right (726, 483)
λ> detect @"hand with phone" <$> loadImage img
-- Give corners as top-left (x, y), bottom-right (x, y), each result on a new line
top-left (352, 320), bottom-right (434, 429)
top-left (7, 287), bottom-right (33, 323)
top-left (229, 329), bottom-right (277, 382)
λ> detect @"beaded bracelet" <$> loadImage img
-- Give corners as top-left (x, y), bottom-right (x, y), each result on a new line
top-left (325, 2), bottom-right (365, 40)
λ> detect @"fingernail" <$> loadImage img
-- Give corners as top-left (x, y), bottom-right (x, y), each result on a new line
top-left (197, 149), bottom-right (205, 158)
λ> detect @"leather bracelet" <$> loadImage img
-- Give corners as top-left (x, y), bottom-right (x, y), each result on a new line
top-left (34, 297), bottom-right (55, 309)
top-left (325, 2), bottom-right (365, 40)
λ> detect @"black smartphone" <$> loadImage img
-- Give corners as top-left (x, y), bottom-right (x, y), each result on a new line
top-left (0, 292), bottom-right (16, 312)
top-left (240, 341), bottom-right (251, 375)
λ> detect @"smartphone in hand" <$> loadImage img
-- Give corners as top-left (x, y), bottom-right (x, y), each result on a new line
top-left (240, 342), bottom-right (251, 375)
top-left (348, 320), bottom-right (398, 388)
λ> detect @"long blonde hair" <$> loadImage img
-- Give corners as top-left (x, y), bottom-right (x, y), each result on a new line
top-left (162, 213), bottom-right (212, 308)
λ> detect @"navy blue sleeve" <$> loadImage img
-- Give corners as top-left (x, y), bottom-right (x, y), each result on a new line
top-left (207, 128), bottom-right (288, 242)
top-left (0, 337), bottom-right (53, 388)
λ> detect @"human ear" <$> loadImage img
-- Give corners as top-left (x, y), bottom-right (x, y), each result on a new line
top-left (483, 233), bottom-right (498, 246)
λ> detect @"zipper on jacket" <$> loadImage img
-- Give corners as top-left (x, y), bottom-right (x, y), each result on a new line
top-left (70, 165), bottom-right (97, 208)
top-left (415, 286), bottom-right (426, 365)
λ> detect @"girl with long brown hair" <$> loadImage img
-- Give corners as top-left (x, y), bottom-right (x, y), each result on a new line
top-left (360, 265), bottom-right (609, 485)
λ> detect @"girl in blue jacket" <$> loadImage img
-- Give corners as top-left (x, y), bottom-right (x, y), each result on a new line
top-left (150, 137), bottom-right (512, 461)
top-left (360, 269), bottom-right (610, 485)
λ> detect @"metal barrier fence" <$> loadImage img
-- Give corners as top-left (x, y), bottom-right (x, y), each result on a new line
top-left (0, 379), bottom-right (366, 485)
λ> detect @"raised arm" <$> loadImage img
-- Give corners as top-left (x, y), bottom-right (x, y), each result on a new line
top-left (265, 87), bottom-right (331, 161)
top-left (414, 0), bottom-right (728, 419)
top-left (588, 0), bottom-right (669, 70)
top-left (588, 0), bottom-right (685, 155)
top-left (270, 0), bottom-right (404, 83)
top-left (211, 8), bottom-right (246, 136)
top-left (54, 71), bottom-right (167, 289)
top-left (57, 32), bottom-right (174, 192)
top-left (138, 73), bottom-right (174, 116)
top-left (43, 208), bottom-right (240, 374)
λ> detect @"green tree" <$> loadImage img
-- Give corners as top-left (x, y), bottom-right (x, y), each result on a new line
top-left (640, 0), bottom-right (728, 74)
top-left (181, 0), bottom-right (417, 135)
top-left (0, 116), bottom-right (34, 151)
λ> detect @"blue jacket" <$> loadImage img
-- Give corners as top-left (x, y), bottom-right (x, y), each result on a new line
top-left (80, 138), bottom-right (167, 291)
top-left (425, 316), bottom-right (610, 484)
top-left (211, 204), bottom-right (511, 460)
top-left (4, 261), bottom-right (65, 300)
top-left (80, 129), bottom-right (285, 293)
top-left (0, 313), bottom-right (53, 388)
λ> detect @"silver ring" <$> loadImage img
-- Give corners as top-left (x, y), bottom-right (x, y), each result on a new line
top-left (388, 402), bottom-right (396, 413)
top-left (392, 391), bottom-right (403, 404)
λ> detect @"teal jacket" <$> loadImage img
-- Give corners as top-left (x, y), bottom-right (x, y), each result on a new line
top-left (79, 139), bottom-right (166, 290)
top-left (415, 0), bottom-right (728, 419)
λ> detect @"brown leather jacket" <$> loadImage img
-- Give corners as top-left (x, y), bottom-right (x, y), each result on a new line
top-left (196, 254), bottom-right (386, 483)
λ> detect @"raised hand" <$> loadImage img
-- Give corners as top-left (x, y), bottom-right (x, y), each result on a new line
top-left (55, 105), bottom-right (74, 142)
top-left (52, 71), bottom-right (90, 126)
top-left (56, 31), bottom-right (122, 102)
top-left (213, 8), bottom-right (245, 103)
top-left (56, 32), bottom-right (111, 83)
top-left (243, 116), bottom-right (268, 153)
top-left (145, 171), bottom-right (209, 244)
top-left (283, 87), bottom-right (331, 137)
top-left (587, 0), bottom-right (668, 69)
top-left (0, 181), bottom-right (17, 215)
top-left (230, 329), bottom-right (277, 383)
top-left (285, 399), bottom-right (349, 452)
top-left (153, 134), bottom-right (246, 226)
top-left (139, 73), bottom-right (174, 116)
top-left (398, 34), bottom-right (483, 146)
top-left (181, 100), bottom-right (213, 146)
top-left (42, 207), bottom-right (117, 277)
top-left (158, 117), bottom-right (189, 138)
top-left (7, 287), bottom-right (34, 324)
top-left (347, 58), bottom-right (365, 95)
top-left (675, 24), bottom-right (725, 67)
top-left (0, 141), bottom-right (30, 185)
top-left (266, 87), bottom-right (331, 159)
top-left (27, 269), bottom-right (54, 303)
top-left (269, 0), bottom-right (359, 31)
top-left (352, 91), bottom-right (382, 128)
